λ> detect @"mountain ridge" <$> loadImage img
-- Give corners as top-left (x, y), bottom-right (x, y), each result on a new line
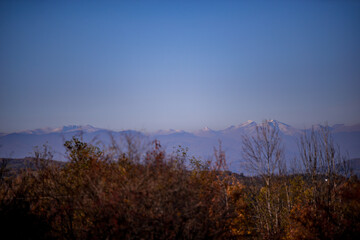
top-left (1, 120), bottom-right (360, 173)
top-left (3, 120), bottom-right (360, 137)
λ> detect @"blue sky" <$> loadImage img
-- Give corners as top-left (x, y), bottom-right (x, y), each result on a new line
top-left (1, 0), bottom-right (360, 132)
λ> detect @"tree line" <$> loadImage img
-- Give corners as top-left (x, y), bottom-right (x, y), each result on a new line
top-left (0, 121), bottom-right (359, 239)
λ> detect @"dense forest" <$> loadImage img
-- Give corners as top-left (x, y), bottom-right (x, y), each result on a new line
top-left (0, 123), bottom-right (359, 239)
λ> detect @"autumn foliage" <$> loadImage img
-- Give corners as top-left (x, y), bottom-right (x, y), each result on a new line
top-left (0, 130), bottom-right (359, 239)
top-left (0, 137), bottom-right (248, 239)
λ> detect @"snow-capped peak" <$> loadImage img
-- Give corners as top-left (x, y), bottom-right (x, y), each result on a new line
top-left (17, 125), bottom-right (101, 135)
top-left (261, 120), bottom-right (300, 135)
top-left (237, 120), bottom-right (257, 128)
top-left (153, 129), bottom-right (185, 136)
top-left (193, 126), bottom-right (218, 137)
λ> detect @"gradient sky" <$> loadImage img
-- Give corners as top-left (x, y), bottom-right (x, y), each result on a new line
top-left (1, 0), bottom-right (360, 133)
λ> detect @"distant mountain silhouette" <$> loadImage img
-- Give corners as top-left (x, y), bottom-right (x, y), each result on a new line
top-left (1, 120), bottom-right (359, 173)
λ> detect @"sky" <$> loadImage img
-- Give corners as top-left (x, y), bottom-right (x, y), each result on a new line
top-left (1, 0), bottom-right (360, 133)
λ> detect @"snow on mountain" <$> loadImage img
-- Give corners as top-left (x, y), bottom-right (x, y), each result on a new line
top-left (221, 119), bottom-right (301, 136)
top-left (16, 125), bottom-right (102, 135)
top-left (227, 120), bottom-right (257, 130)
top-left (193, 127), bottom-right (218, 137)
top-left (153, 129), bottom-right (185, 136)
top-left (17, 127), bottom-right (58, 135)
top-left (265, 120), bottom-right (302, 136)
top-left (0, 125), bottom-right (144, 160)
top-left (221, 120), bottom-right (257, 136)
top-left (1, 121), bottom-right (360, 173)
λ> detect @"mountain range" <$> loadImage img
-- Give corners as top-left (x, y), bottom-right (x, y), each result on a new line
top-left (1, 120), bottom-right (360, 173)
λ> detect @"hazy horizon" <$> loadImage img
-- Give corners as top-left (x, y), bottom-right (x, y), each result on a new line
top-left (1, 0), bottom-right (360, 133)
top-left (2, 119), bottom-right (360, 135)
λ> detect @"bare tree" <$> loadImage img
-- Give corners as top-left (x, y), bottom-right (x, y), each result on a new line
top-left (299, 125), bottom-right (350, 205)
top-left (242, 120), bottom-right (284, 184)
top-left (242, 120), bottom-right (285, 239)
